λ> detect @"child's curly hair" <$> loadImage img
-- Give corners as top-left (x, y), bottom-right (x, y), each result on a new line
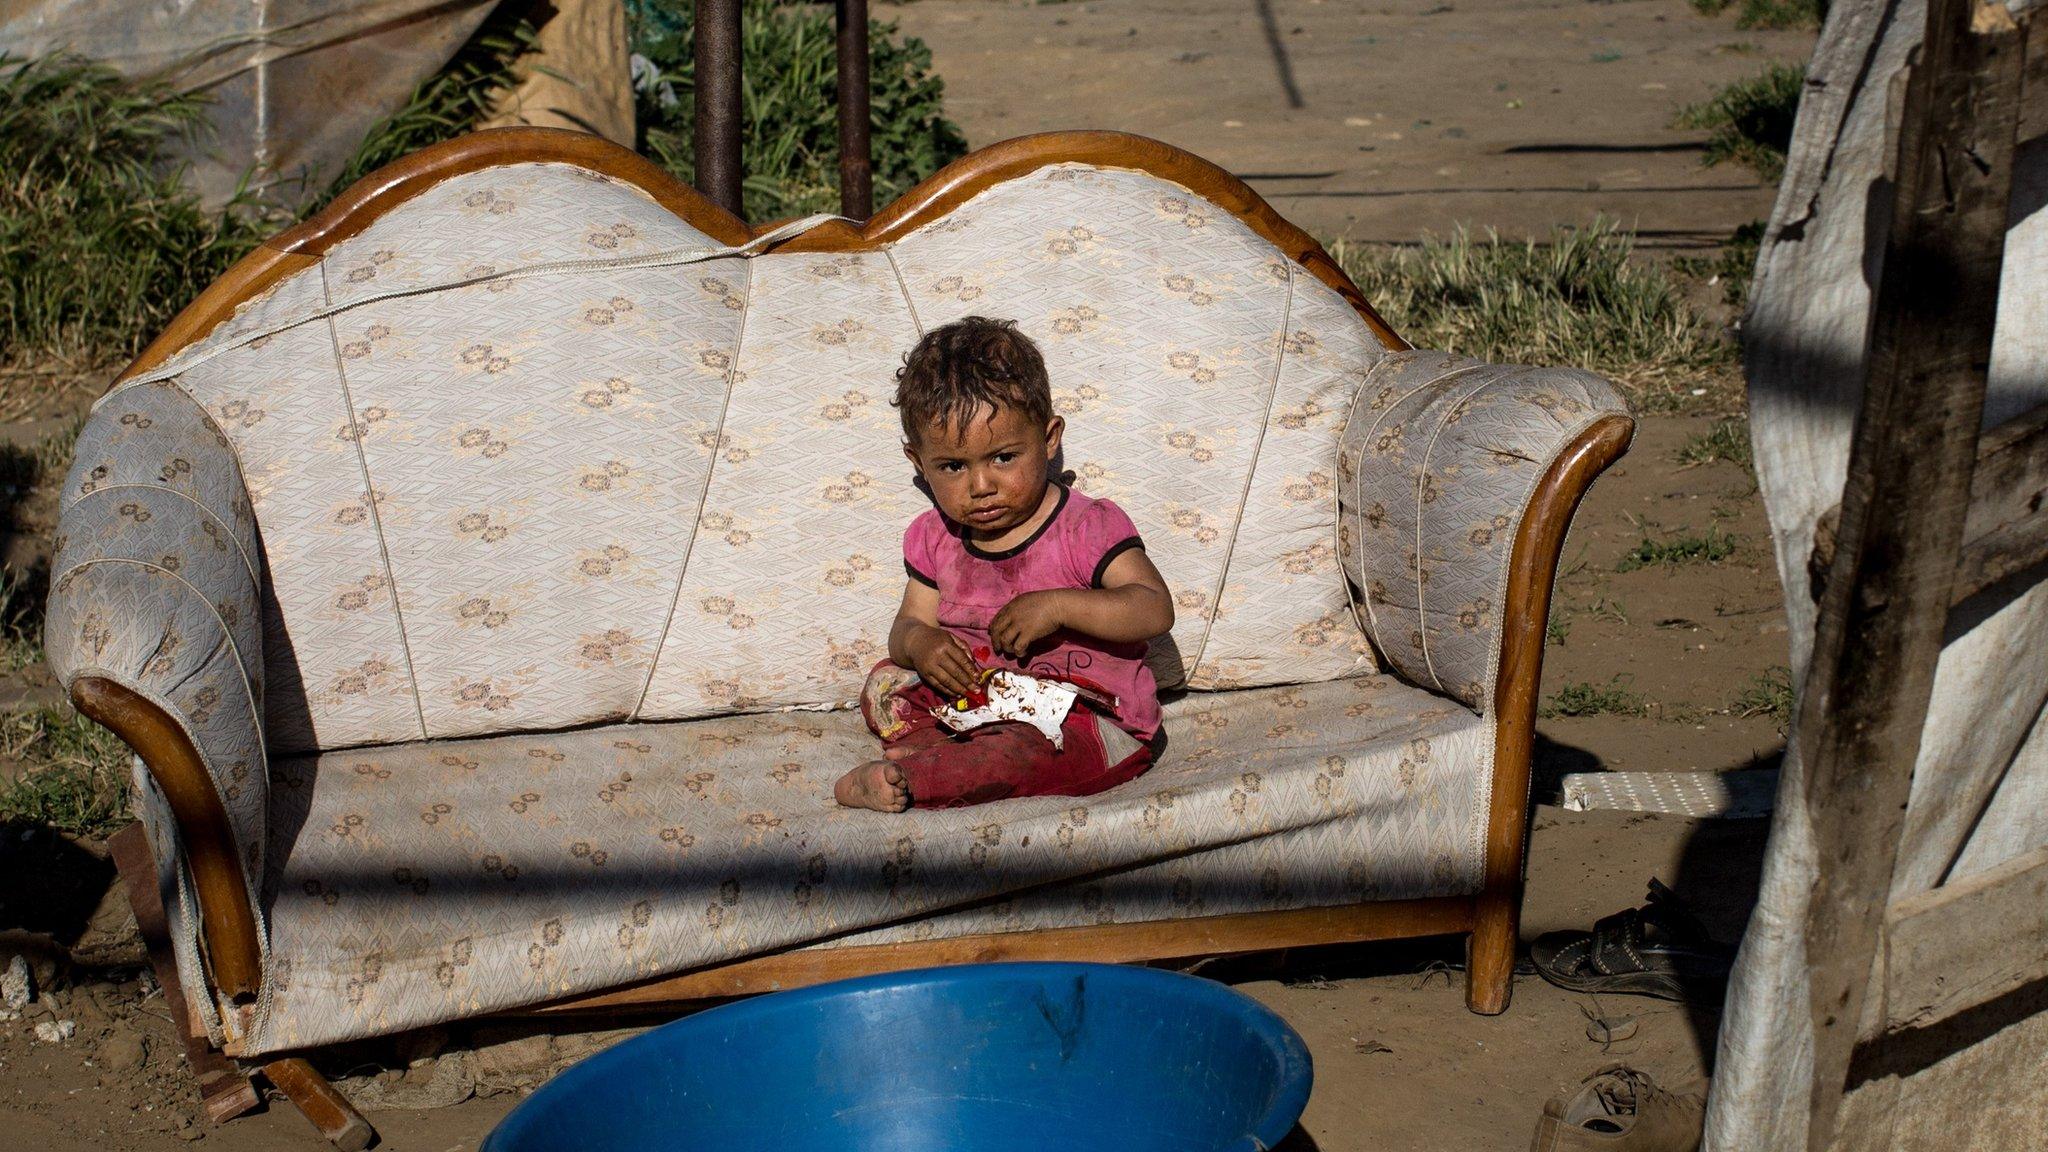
top-left (893, 316), bottom-right (1052, 442)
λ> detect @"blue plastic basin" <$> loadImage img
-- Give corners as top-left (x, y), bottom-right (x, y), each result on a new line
top-left (482, 962), bottom-right (1313, 1152)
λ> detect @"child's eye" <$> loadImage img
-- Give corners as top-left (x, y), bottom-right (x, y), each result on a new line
top-left (993, 453), bottom-right (1016, 464)
top-left (939, 461), bottom-right (964, 472)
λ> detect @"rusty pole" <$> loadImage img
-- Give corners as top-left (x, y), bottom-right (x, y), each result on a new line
top-left (693, 0), bottom-right (744, 216)
top-left (836, 0), bottom-right (873, 219)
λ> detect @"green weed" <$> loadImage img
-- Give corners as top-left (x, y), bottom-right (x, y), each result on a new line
top-left (1675, 219), bottom-right (1764, 309)
top-left (1616, 526), bottom-right (1738, 572)
top-left (1734, 665), bottom-right (1795, 725)
top-left (1546, 610), bottom-right (1571, 646)
top-left (628, 0), bottom-right (968, 223)
top-left (1541, 677), bottom-right (1651, 718)
top-left (1674, 64), bottom-right (1807, 182)
top-left (1332, 218), bottom-right (1736, 410)
top-left (0, 55), bottom-right (272, 363)
top-left (0, 707), bottom-right (131, 837)
top-left (0, 566), bottom-right (45, 673)
top-left (1677, 417), bottom-right (1754, 470)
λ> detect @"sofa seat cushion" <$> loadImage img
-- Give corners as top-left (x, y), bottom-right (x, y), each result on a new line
top-left (246, 675), bottom-right (1490, 1054)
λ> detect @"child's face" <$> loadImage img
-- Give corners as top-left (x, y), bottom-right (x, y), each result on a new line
top-left (905, 404), bottom-right (1065, 535)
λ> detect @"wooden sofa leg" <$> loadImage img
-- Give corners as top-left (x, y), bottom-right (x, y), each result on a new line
top-left (1466, 889), bottom-right (1518, 1015)
top-left (107, 823), bottom-right (262, 1124)
top-left (264, 1057), bottom-right (377, 1152)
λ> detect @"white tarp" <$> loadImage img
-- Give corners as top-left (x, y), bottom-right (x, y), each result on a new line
top-left (0, 0), bottom-right (499, 206)
top-left (1707, 0), bottom-right (2048, 1145)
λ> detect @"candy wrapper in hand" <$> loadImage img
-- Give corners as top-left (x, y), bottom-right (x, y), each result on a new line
top-left (935, 669), bottom-right (1080, 749)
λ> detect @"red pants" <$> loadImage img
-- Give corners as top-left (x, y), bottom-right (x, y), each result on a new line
top-left (860, 662), bottom-right (1152, 809)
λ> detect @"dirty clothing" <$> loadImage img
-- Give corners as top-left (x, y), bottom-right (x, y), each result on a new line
top-left (859, 661), bottom-right (1152, 809)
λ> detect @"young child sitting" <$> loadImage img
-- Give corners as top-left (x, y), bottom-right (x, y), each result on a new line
top-left (833, 316), bottom-right (1175, 812)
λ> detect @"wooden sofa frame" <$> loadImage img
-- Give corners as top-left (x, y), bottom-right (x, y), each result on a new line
top-left (83, 127), bottom-right (1633, 1146)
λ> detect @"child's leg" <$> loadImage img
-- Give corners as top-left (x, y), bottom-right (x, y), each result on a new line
top-left (895, 708), bottom-right (1152, 809)
top-left (839, 661), bottom-right (951, 812)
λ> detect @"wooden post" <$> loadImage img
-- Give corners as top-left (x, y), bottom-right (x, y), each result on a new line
top-left (1796, 0), bottom-right (2026, 1148)
top-left (836, 0), bottom-right (873, 219)
top-left (693, 0), bottom-right (744, 216)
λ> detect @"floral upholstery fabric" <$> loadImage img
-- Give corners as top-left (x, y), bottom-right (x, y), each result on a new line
top-left (242, 674), bottom-right (1487, 1054)
top-left (50, 150), bottom-right (1634, 1058)
top-left (95, 159), bottom-right (1390, 752)
top-left (1337, 352), bottom-right (1630, 709)
top-left (46, 382), bottom-right (272, 915)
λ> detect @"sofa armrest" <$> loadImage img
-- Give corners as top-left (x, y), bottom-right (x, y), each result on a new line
top-left (1337, 351), bottom-right (1634, 711)
top-left (45, 381), bottom-right (268, 999)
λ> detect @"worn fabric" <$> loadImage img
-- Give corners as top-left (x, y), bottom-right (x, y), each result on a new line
top-left (1337, 352), bottom-right (1628, 710)
top-left (905, 485), bottom-right (1159, 738)
top-left (863, 664), bottom-right (1152, 808)
top-left (1707, 0), bottom-right (2048, 1147)
top-left (44, 382), bottom-right (272, 917)
top-left (239, 674), bottom-right (1488, 1054)
top-left (97, 158), bottom-right (1390, 754)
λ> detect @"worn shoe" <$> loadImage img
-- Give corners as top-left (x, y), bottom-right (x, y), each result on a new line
top-left (1529, 1065), bottom-right (1705, 1151)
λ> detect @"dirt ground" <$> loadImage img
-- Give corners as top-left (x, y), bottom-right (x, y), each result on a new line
top-left (892, 0), bottom-right (1814, 247)
top-left (0, 2), bottom-right (1811, 1148)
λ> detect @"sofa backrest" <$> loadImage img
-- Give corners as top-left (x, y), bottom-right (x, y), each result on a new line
top-left (104, 143), bottom-right (1398, 753)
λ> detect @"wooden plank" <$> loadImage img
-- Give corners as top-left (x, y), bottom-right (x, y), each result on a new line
top-left (1952, 399), bottom-right (2048, 598)
top-left (1797, 0), bottom-right (2026, 1147)
top-left (1808, 398), bottom-right (2048, 606)
top-left (1885, 843), bottom-right (2048, 1031)
top-left (523, 897), bottom-right (1476, 1014)
top-left (262, 1058), bottom-right (374, 1152)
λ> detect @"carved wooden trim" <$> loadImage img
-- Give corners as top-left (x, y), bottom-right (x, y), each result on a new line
top-left (114, 126), bottom-right (1404, 387)
top-left (524, 896), bottom-right (1476, 1014)
top-left (72, 677), bottom-right (263, 1000)
top-left (1467, 413), bottom-right (1636, 1013)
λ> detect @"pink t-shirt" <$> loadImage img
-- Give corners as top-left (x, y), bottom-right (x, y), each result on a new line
top-left (904, 485), bottom-right (1161, 740)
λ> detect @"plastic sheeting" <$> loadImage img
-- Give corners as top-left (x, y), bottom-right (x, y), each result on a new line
top-left (0, 0), bottom-right (499, 206)
top-left (1706, 0), bottom-right (2048, 1146)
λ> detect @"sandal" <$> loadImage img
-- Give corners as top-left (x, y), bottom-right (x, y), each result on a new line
top-left (1529, 880), bottom-right (1734, 1002)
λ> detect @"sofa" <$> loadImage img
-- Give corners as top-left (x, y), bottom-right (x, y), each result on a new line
top-left (47, 127), bottom-right (1631, 1132)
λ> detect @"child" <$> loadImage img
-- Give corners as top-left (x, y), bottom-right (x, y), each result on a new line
top-left (834, 317), bottom-right (1175, 812)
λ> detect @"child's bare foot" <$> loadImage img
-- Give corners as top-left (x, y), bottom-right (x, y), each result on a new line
top-left (835, 760), bottom-right (910, 812)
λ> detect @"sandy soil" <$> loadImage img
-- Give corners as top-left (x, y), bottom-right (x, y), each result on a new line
top-left (0, 2), bottom-right (1811, 1147)
top-left (891, 0), bottom-right (1814, 247)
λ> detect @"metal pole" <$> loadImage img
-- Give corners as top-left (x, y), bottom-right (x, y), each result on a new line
top-left (694, 0), bottom-right (743, 216)
top-left (836, 0), bottom-right (873, 219)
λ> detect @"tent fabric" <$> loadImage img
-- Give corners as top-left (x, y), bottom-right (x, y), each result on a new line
top-left (1706, 0), bottom-right (2048, 1145)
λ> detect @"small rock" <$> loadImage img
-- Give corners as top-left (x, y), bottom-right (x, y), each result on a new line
top-left (1, 955), bottom-right (33, 1010)
top-left (34, 1018), bottom-right (77, 1043)
top-left (101, 1028), bottom-right (147, 1071)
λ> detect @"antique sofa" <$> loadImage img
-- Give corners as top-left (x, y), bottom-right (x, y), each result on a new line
top-left (47, 128), bottom-right (1631, 1139)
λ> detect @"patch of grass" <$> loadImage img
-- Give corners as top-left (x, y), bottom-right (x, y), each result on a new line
top-left (1689, 0), bottom-right (1826, 30)
top-left (1677, 417), bottom-right (1754, 470)
top-left (628, 0), bottom-right (969, 223)
top-left (1585, 596), bottom-right (1630, 626)
top-left (1734, 665), bottom-right (1795, 726)
top-left (0, 566), bottom-right (46, 672)
top-left (1675, 219), bottom-right (1764, 309)
top-left (1541, 677), bottom-right (1651, 719)
top-left (1674, 63), bottom-right (1806, 182)
top-left (0, 55), bottom-right (273, 363)
top-left (1333, 218), bottom-right (1735, 408)
top-left (1615, 525), bottom-right (1738, 572)
top-left (0, 707), bottom-right (131, 837)
top-left (311, 11), bottom-right (539, 213)
top-left (1546, 610), bottom-right (1571, 646)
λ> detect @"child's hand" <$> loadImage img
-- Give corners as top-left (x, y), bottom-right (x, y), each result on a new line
top-left (990, 591), bottom-right (1067, 659)
top-left (906, 626), bottom-right (981, 698)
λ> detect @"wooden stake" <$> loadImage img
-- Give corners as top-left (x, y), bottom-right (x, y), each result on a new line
top-left (1797, 1), bottom-right (2026, 1147)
